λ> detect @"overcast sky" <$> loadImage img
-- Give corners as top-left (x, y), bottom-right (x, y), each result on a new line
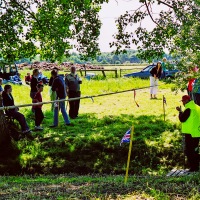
top-left (98, 0), bottom-right (165, 52)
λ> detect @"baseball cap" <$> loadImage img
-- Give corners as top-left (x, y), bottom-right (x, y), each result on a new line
top-left (181, 95), bottom-right (191, 101)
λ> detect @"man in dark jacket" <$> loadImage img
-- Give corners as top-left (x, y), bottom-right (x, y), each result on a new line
top-left (49, 69), bottom-right (71, 127)
top-left (30, 69), bottom-right (40, 112)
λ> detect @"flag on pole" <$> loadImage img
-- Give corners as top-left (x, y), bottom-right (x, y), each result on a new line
top-left (124, 126), bottom-right (134, 184)
top-left (120, 129), bottom-right (131, 146)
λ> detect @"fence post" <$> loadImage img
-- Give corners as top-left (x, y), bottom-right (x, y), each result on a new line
top-left (115, 68), bottom-right (118, 78)
top-left (102, 70), bottom-right (106, 77)
top-left (79, 69), bottom-right (83, 76)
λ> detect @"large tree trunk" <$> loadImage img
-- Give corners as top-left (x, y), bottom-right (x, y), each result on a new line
top-left (0, 95), bottom-right (9, 145)
top-left (0, 95), bottom-right (21, 174)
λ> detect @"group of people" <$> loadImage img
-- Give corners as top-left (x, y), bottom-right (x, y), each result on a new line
top-left (0, 65), bottom-right (82, 138)
top-left (149, 59), bottom-right (200, 172)
top-left (176, 66), bottom-right (200, 172)
top-left (1, 61), bottom-right (199, 171)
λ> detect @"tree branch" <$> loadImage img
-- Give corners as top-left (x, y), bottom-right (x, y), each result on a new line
top-left (11, 0), bottom-right (46, 36)
top-left (144, 0), bottom-right (160, 27)
top-left (157, 0), bottom-right (173, 9)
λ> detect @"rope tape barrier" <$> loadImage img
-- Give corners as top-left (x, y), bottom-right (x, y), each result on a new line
top-left (0, 84), bottom-right (160, 111)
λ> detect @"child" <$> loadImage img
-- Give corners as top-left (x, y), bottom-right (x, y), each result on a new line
top-left (0, 78), bottom-right (3, 95)
top-left (25, 72), bottom-right (32, 85)
top-left (33, 83), bottom-right (44, 130)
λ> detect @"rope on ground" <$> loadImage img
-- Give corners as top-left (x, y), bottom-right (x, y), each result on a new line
top-left (0, 84), bottom-right (161, 111)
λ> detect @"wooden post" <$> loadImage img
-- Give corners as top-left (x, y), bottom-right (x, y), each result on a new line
top-left (115, 68), bottom-right (118, 78)
top-left (79, 69), bottom-right (83, 76)
top-left (102, 70), bottom-right (106, 77)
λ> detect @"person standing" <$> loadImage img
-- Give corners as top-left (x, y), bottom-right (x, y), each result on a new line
top-left (25, 72), bottom-right (32, 85)
top-left (161, 57), bottom-right (167, 78)
top-left (49, 68), bottom-right (58, 111)
top-left (149, 61), bottom-right (162, 99)
top-left (0, 78), bottom-right (3, 95)
top-left (193, 78), bottom-right (200, 106)
top-left (30, 69), bottom-right (40, 112)
top-left (2, 85), bottom-right (32, 136)
top-left (65, 66), bottom-right (82, 119)
top-left (176, 95), bottom-right (200, 172)
top-left (187, 66), bottom-right (197, 100)
top-left (33, 83), bottom-right (44, 130)
top-left (49, 69), bottom-right (71, 127)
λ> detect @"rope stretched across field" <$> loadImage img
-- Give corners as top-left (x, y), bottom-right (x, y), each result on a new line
top-left (0, 84), bottom-right (160, 111)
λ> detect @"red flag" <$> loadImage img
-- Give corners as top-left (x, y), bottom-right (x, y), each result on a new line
top-left (133, 90), bottom-right (139, 107)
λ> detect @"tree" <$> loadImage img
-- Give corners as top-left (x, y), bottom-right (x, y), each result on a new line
top-left (110, 0), bottom-right (200, 65)
top-left (0, 0), bottom-right (108, 62)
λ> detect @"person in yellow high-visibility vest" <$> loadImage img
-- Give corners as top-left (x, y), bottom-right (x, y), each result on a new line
top-left (176, 95), bottom-right (200, 172)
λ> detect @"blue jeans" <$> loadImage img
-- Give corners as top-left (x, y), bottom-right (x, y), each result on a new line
top-left (53, 100), bottom-right (70, 126)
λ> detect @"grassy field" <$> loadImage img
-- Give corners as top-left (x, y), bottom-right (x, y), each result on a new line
top-left (0, 173), bottom-right (200, 199)
top-left (1, 70), bottom-right (199, 199)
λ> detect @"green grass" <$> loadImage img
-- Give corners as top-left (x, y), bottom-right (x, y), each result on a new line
top-left (1, 73), bottom-right (199, 199)
top-left (0, 74), bottom-right (187, 175)
top-left (0, 174), bottom-right (199, 199)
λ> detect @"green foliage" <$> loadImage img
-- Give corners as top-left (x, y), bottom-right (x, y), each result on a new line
top-left (0, 0), bottom-right (106, 62)
top-left (61, 49), bottom-right (144, 64)
top-left (110, 0), bottom-right (200, 64)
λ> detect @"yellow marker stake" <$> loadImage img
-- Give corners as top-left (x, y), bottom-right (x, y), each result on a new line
top-left (163, 95), bottom-right (166, 121)
top-left (124, 126), bottom-right (134, 184)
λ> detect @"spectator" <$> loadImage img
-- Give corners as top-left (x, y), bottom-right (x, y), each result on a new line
top-left (2, 84), bottom-right (32, 137)
top-left (30, 69), bottom-right (40, 112)
top-left (33, 83), bottom-right (44, 131)
top-left (192, 78), bottom-right (200, 106)
top-left (0, 70), bottom-right (3, 79)
top-left (49, 68), bottom-right (58, 111)
top-left (187, 66), bottom-right (197, 100)
top-left (176, 95), bottom-right (200, 172)
top-left (149, 61), bottom-right (162, 99)
top-left (161, 57), bottom-right (167, 78)
top-left (65, 66), bottom-right (82, 119)
top-left (0, 78), bottom-right (3, 95)
top-left (49, 69), bottom-right (71, 127)
top-left (25, 72), bottom-right (32, 85)
top-left (12, 73), bottom-right (22, 85)
top-left (38, 71), bottom-right (49, 85)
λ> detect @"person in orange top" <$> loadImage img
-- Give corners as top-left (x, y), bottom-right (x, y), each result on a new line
top-left (33, 83), bottom-right (44, 131)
